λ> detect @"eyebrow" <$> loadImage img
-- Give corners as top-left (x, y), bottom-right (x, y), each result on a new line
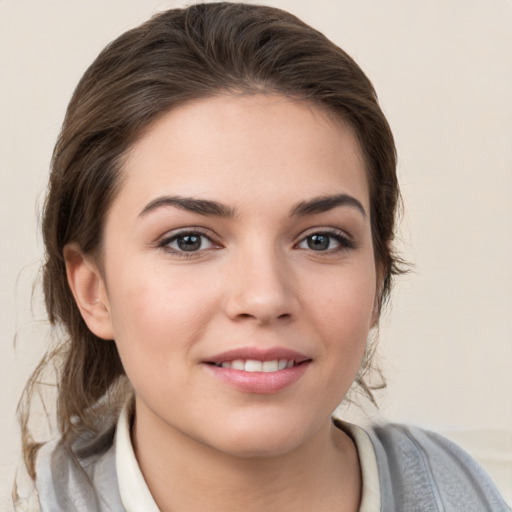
top-left (139, 195), bottom-right (237, 218)
top-left (291, 194), bottom-right (366, 218)
top-left (138, 193), bottom-right (366, 219)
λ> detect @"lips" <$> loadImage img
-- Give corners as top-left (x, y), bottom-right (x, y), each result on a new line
top-left (205, 347), bottom-right (310, 369)
top-left (203, 347), bottom-right (312, 393)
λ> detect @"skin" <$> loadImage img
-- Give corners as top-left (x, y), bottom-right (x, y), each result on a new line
top-left (66, 94), bottom-right (378, 512)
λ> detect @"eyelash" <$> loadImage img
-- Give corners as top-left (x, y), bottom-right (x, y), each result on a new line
top-left (157, 228), bottom-right (356, 258)
top-left (157, 229), bottom-right (220, 258)
top-left (295, 229), bottom-right (356, 253)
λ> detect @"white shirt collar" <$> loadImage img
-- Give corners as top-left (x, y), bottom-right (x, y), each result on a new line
top-left (116, 399), bottom-right (161, 512)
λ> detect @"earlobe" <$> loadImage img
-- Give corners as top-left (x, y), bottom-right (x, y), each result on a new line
top-left (63, 243), bottom-right (115, 340)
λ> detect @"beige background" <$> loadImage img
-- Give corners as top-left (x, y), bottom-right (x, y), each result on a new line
top-left (1, 0), bottom-right (511, 505)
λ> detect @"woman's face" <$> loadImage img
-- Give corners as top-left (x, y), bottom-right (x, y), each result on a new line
top-left (97, 94), bottom-right (377, 457)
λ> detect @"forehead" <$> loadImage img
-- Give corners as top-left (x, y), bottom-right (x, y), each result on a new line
top-left (116, 94), bottom-right (369, 216)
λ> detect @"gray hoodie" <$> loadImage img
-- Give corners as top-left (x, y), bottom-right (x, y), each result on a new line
top-left (27, 420), bottom-right (509, 511)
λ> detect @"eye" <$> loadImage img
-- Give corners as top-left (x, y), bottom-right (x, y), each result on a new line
top-left (159, 231), bottom-right (218, 253)
top-left (297, 231), bottom-right (354, 252)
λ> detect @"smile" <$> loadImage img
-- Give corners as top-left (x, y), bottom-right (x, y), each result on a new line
top-left (215, 359), bottom-right (296, 372)
top-left (203, 348), bottom-right (311, 393)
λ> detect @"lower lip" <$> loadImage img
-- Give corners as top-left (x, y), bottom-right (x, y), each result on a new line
top-left (203, 362), bottom-right (311, 394)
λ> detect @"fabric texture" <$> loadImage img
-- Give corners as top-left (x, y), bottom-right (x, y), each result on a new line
top-left (33, 409), bottom-right (122, 512)
top-left (23, 411), bottom-right (509, 512)
top-left (367, 423), bottom-right (510, 511)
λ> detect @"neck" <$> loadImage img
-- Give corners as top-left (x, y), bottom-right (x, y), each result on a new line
top-left (131, 399), bottom-right (361, 512)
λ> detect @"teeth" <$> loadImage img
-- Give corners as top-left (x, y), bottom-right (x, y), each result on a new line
top-left (232, 359), bottom-right (245, 370)
top-left (245, 360), bottom-right (262, 372)
top-left (262, 360), bottom-right (278, 372)
top-left (217, 359), bottom-right (295, 372)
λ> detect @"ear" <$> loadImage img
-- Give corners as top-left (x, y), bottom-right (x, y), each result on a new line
top-left (63, 243), bottom-right (115, 340)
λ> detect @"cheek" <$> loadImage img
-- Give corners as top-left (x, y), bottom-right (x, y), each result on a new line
top-left (305, 261), bottom-right (376, 372)
top-left (105, 261), bottom-right (219, 369)
top-left (309, 262), bottom-right (377, 331)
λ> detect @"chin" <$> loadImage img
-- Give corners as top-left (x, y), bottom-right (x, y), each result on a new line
top-left (216, 435), bottom-right (303, 459)
top-left (202, 413), bottom-right (321, 459)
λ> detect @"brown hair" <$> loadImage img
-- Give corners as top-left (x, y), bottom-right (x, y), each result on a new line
top-left (19, 2), bottom-right (404, 477)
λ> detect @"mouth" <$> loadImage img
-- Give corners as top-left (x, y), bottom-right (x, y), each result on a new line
top-left (203, 348), bottom-right (311, 393)
top-left (207, 358), bottom-right (303, 373)
top-left (204, 347), bottom-right (311, 374)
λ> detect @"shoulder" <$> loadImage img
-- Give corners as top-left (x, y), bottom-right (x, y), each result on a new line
top-left (365, 422), bottom-right (509, 511)
top-left (33, 424), bottom-right (122, 512)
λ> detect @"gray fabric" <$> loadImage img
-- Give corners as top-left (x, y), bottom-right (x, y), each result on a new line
top-left (35, 422), bottom-right (123, 512)
top-left (35, 421), bottom-right (509, 511)
top-left (368, 423), bottom-right (509, 511)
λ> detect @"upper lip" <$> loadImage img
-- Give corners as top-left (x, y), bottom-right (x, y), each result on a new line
top-left (204, 347), bottom-right (311, 365)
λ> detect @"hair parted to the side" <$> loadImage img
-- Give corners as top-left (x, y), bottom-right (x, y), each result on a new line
top-left (19, 2), bottom-right (405, 478)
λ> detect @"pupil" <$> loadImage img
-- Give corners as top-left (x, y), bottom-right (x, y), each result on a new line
top-left (308, 234), bottom-right (329, 251)
top-left (177, 234), bottom-right (201, 251)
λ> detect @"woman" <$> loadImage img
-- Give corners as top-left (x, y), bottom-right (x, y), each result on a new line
top-left (15, 3), bottom-right (508, 511)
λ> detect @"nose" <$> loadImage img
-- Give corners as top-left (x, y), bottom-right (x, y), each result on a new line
top-left (224, 245), bottom-right (298, 325)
